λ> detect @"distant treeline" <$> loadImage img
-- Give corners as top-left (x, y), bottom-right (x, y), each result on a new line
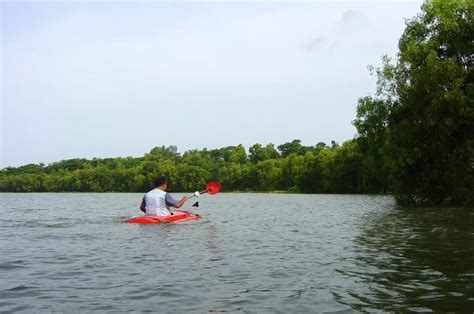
top-left (1, 0), bottom-right (472, 206)
top-left (0, 140), bottom-right (375, 194)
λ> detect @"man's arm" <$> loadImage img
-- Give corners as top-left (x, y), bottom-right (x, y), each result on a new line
top-left (166, 193), bottom-right (189, 209)
top-left (174, 196), bottom-right (190, 208)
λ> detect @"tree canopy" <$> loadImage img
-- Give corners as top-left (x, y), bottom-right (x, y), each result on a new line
top-left (0, 141), bottom-right (375, 194)
top-left (353, 0), bottom-right (473, 206)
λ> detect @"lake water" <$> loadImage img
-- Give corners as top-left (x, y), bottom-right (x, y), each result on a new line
top-left (1, 193), bottom-right (473, 312)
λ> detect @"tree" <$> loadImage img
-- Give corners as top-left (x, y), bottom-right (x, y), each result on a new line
top-left (353, 96), bottom-right (391, 193)
top-left (322, 141), bottom-right (363, 193)
top-left (228, 145), bottom-right (248, 164)
top-left (375, 0), bottom-right (474, 205)
top-left (298, 151), bottom-right (325, 193)
top-left (217, 163), bottom-right (253, 191)
top-left (176, 164), bottom-right (208, 192)
top-left (248, 143), bottom-right (280, 163)
top-left (256, 159), bottom-right (283, 191)
top-left (278, 139), bottom-right (304, 157)
top-left (281, 154), bottom-right (306, 191)
top-left (145, 146), bottom-right (179, 161)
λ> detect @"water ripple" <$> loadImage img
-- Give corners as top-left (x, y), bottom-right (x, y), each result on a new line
top-left (0, 193), bottom-right (472, 312)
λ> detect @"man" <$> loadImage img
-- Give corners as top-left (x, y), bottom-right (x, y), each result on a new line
top-left (140, 176), bottom-right (189, 216)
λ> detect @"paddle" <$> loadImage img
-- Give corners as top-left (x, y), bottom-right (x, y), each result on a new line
top-left (188, 181), bottom-right (221, 207)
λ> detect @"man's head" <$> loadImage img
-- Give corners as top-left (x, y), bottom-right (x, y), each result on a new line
top-left (154, 176), bottom-right (168, 190)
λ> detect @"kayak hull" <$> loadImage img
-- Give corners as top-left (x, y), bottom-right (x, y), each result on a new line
top-left (125, 210), bottom-right (200, 224)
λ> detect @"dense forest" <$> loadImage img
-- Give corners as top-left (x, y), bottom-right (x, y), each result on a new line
top-left (0, 141), bottom-right (370, 194)
top-left (1, 0), bottom-right (472, 206)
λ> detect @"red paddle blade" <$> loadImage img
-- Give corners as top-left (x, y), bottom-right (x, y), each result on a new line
top-left (206, 181), bottom-right (221, 195)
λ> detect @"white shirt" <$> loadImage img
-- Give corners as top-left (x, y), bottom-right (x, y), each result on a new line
top-left (144, 188), bottom-right (175, 216)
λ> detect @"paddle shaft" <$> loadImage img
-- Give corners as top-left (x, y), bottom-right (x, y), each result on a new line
top-left (188, 189), bottom-right (209, 199)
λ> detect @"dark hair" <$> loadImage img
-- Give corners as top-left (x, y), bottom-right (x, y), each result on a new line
top-left (154, 176), bottom-right (168, 187)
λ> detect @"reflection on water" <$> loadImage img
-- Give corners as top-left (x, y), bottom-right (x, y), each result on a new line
top-left (338, 207), bottom-right (474, 312)
top-left (0, 193), bottom-right (473, 312)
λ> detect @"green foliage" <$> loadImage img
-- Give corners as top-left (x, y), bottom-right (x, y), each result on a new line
top-left (249, 143), bottom-right (279, 163)
top-left (323, 141), bottom-right (364, 193)
top-left (277, 139), bottom-right (313, 157)
top-left (0, 140), bottom-right (374, 194)
top-left (145, 146), bottom-right (179, 162)
top-left (356, 0), bottom-right (473, 206)
top-left (298, 152), bottom-right (324, 193)
top-left (353, 96), bottom-right (391, 193)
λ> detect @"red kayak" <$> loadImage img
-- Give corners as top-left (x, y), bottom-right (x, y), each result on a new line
top-left (125, 210), bottom-right (200, 224)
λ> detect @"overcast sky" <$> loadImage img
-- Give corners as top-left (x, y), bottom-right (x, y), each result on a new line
top-left (1, 0), bottom-right (422, 167)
